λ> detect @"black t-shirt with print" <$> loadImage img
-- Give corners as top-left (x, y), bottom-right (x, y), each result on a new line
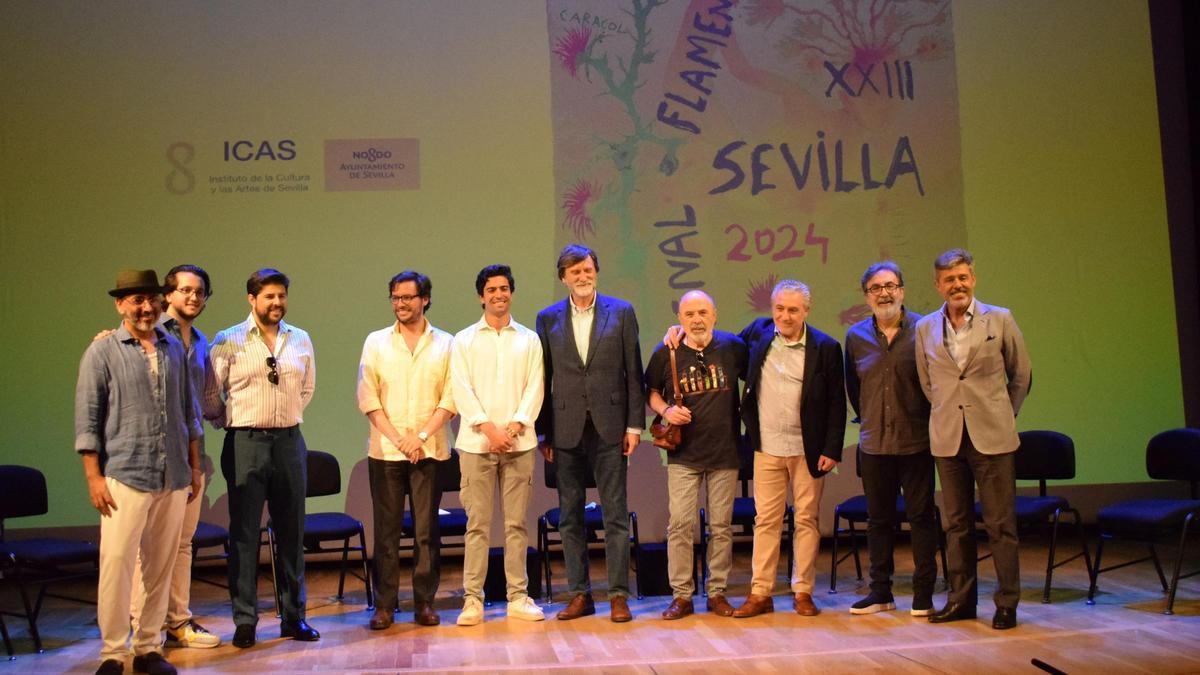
top-left (645, 330), bottom-right (747, 470)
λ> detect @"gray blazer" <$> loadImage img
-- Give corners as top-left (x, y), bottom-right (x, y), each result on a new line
top-left (534, 294), bottom-right (646, 449)
top-left (914, 300), bottom-right (1032, 457)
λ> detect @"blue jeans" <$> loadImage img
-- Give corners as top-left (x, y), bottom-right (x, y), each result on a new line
top-left (553, 418), bottom-right (630, 597)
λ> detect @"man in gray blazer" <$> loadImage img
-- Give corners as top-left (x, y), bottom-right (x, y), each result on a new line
top-left (535, 244), bottom-right (645, 623)
top-left (914, 248), bottom-right (1031, 630)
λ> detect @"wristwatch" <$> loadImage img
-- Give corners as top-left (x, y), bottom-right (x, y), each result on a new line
top-left (417, 431), bottom-right (429, 442)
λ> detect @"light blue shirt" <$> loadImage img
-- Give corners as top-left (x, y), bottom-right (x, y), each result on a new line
top-left (74, 323), bottom-right (201, 492)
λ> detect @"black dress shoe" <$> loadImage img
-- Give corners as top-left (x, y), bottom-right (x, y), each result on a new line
top-left (280, 619), bottom-right (320, 641)
top-left (131, 652), bottom-right (177, 675)
top-left (96, 659), bottom-right (124, 675)
top-left (928, 603), bottom-right (976, 623)
top-left (232, 624), bottom-right (256, 649)
top-left (992, 607), bottom-right (1017, 630)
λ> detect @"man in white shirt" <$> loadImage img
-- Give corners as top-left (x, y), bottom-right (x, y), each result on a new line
top-left (450, 264), bottom-right (545, 626)
top-left (207, 268), bottom-right (318, 648)
top-left (357, 270), bottom-right (456, 630)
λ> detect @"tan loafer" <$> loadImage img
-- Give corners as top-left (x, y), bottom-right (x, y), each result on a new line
top-left (793, 592), bottom-right (820, 616)
top-left (368, 608), bottom-right (393, 630)
top-left (414, 602), bottom-right (440, 626)
top-left (610, 595), bottom-right (633, 623)
top-left (556, 592), bottom-right (596, 621)
top-left (706, 594), bottom-right (735, 617)
top-left (661, 596), bottom-right (694, 620)
top-left (732, 593), bottom-right (775, 618)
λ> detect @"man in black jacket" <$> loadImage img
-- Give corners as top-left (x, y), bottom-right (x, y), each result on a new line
top-left (731, 279), bottom-right (847, 618)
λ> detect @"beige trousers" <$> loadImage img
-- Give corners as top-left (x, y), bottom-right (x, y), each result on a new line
top-left (97, 477), bottom-right (187, 662)
top-left (130, 472), bottom-right (204, 631)
top-left (459, 449), bottom-right (535, 602)
top-left (749, 453), bottom-right (824, 596)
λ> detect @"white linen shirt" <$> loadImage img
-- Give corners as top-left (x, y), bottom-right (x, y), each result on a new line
top-left (757, 326), bottom-right (806, 457)
top-left (206, 314), bottom-right (315, 428)
top-left (356, 320), bottom-right (456, 462)
top-left (450, 315), bottom-right (544, 454)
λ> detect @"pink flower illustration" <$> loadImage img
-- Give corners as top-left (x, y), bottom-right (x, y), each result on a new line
top-left (553, 27), bottom-right (592, 79)
top-left (561, 179), bottom-right (600, 239)
top-left (746, 274), bottom-right (780, 313)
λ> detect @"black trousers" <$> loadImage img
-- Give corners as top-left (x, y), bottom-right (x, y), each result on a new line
top-left (222, 426), bottom-right (306, 626)
top-left (935, 429), bottom-right (1020, 610)
top-left (368, 457), bottom-right (442, 611)
top-left (860, 450), bottom-right (938, 597)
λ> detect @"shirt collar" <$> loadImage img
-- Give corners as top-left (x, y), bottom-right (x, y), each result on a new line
top-left (245, 313), bottom-right (291, 336)
top-left (774, 323), bottom-right (806, 348)
top-left (569, 293), bottom-right (597, 316)
top-left (476, 314), bottom-right (514, 332)
top-left (941, 298), bottom-right (977, 323)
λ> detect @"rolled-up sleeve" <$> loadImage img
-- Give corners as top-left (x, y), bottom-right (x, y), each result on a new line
top-left (74, 345), bottom-right (107, 453)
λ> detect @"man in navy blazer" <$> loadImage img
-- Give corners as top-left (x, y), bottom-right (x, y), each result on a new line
top-left (915, 248), bottom-right (1031, 630)
top-left (535, 244), bottom-right (645, 623)
top-left (731, 279), bottom-right (847, 618)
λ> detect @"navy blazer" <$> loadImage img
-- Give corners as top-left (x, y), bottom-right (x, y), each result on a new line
top-left (739, 317), bottom-right (847, 478)
top-left (534, 294), bottom-right (646, 449)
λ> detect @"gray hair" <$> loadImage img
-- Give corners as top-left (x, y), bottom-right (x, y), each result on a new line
top-left (933, 248), bottom-right (974, 272)
top-left (771, 279), bottom-right (811, 308)
top-left (860, 260), bottom-right (905, 292)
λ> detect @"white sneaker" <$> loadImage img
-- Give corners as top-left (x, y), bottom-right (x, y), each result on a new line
top-left (457, 597), bottom-right (484, 626)
top-left (506, 596), bottom-right (545, 622)
top-left (164, 619), bottom-right (221, 648)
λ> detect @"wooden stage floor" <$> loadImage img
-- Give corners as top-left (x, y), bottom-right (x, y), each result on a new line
top-left (3, 539), bottom-right (1199, 674)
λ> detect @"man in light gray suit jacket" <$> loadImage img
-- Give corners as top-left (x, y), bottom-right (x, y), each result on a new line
top-left (535, 244), bottom-right (645, 623)
top-left (914, 248), bottom-right (1031, 631)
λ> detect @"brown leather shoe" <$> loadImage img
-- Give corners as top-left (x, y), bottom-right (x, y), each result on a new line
top-left (706, 594), bottom-right (735, 617)
top-left (368, 608), bottom-right (393, 630)
top-left (414, 602), bottom-right (440, 626)
top-left (793, 592), bottom-right (820, 616)
top-left (610, 595), bottom-right (632, 623)
top-left (661, 596), bottom-right (694, 620)
top-left (556, 592), bottom-right (596, 621)
top-left (732, 593), bottom-right (775, 618)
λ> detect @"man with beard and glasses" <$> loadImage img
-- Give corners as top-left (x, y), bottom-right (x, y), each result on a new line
top-left (77, 269), bottom-right (202, 675)
top-left (450, 264), bottom-right (545, 626)
top-left (357, 270), bottom-right (456, 630)
top-left (535, 244), bottom-right (644, 623)
top-left (647, 290), bottom-right (748, 620)
top-left (843, 261), bottom-right (938, 617)
top-left (914, 248), bottom-right (1031, 630)
top-left (207, 268), bottom-right (317, 648)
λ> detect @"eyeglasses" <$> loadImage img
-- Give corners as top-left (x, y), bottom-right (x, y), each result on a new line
top-left (172, 287), bottom-right (205, 299)
top-left (266, 357), bottom-right (279, 385)
top-left (389, 294), bottom-right (420, 304)
top-left (123, 294), bottom-right (162, 308)
top-left (865, 283), bottom-right (903, 295)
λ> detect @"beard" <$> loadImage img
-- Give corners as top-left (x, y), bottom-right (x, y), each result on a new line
top-left (873, 302), bottom-right (902, 323)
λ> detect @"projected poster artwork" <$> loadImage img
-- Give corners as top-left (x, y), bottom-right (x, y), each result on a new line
top-left (546, 0), bottom-right (963, 329)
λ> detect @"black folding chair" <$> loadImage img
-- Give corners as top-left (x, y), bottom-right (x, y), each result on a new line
top-left (0, 465), bottom-right (99, 653)
top-left (974, 430), bottom-right (1091, 603)
top-left (1088, 428), bottom-right (1200, 614)
top-left (267, 450), bottom-right (374, 613)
